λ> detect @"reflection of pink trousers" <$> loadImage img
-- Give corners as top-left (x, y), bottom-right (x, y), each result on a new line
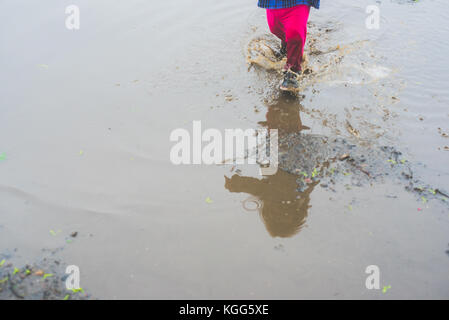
top-left (266, 5), bottom-right (310, 72)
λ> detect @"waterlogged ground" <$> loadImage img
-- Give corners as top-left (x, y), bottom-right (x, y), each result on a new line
top-left (1, 0), bottom-right (449, 299)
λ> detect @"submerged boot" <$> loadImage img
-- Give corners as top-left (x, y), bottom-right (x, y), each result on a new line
top-left (279, 41), bottom-right (287, 57)
top-left (280, 69), bottom-right (300, 92)
top-left (274, 41), bottom-right (287, 59)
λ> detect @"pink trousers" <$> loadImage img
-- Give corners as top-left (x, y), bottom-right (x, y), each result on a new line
top-left (266, 5), bottom-right (310, 72)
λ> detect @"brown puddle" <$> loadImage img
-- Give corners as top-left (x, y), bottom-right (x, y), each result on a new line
top-left (2, 0), bottom-right (449, 299)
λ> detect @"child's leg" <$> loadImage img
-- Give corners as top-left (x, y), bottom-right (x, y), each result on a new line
top-left (282, 5), bottom-right (310, 72)
top-left (266, 9), bottom-right (286, 48)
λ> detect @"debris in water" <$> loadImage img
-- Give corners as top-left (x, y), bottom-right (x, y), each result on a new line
top-left (205, 197), bottom-right (213, 204)
top-left (382, 285), bottom-right (391, 293)
top-left (339, 154), bottom-right (350, 161)
top-left (296, 170), bottom-right (308, 177)
top-left (0, 259), bottom-right (5, 267)
top-left (345, 120), bottom-right (360, 138)
top-left (438, 128), bottom-right (448, 138)
top-left (43, 273), bottom-right (53, 280)
top-left (274, 244), bottom-right (285, 251)
top-left (0, 152), bottom-right (6, 161)
top-left (70, 232), bottom-right (78, 238)
top-left (34, 270), bottom-right (44, 276)
top-left (49, 230), bottom-right (61, 236)
top-left (225, 95), bottom-right (234, 102)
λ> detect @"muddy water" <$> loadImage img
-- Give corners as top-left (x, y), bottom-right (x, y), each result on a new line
top-left (1, 0), bottom-right (449, 299)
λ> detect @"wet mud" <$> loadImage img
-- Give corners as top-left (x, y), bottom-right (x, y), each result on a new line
top-left (0, 251), bottom-right (90, 300)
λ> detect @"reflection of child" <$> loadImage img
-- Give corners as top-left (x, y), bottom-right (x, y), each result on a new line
top-left (257, 1), bottom-right (320, 91)
top-left (224, 171), bottom-right (316, 238)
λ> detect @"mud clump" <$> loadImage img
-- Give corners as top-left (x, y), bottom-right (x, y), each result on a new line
top-left (278, 132), bottom-right (449, 205)
top-left (278, 133), bottom-right (402, 190)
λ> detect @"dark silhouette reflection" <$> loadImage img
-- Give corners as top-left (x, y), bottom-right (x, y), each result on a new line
top-left (224, 94), bottom-right (317, 238)
top-left (225, 170), bottom-right (317, 238)
top-left (258, 95), bottom-right (310, 135)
